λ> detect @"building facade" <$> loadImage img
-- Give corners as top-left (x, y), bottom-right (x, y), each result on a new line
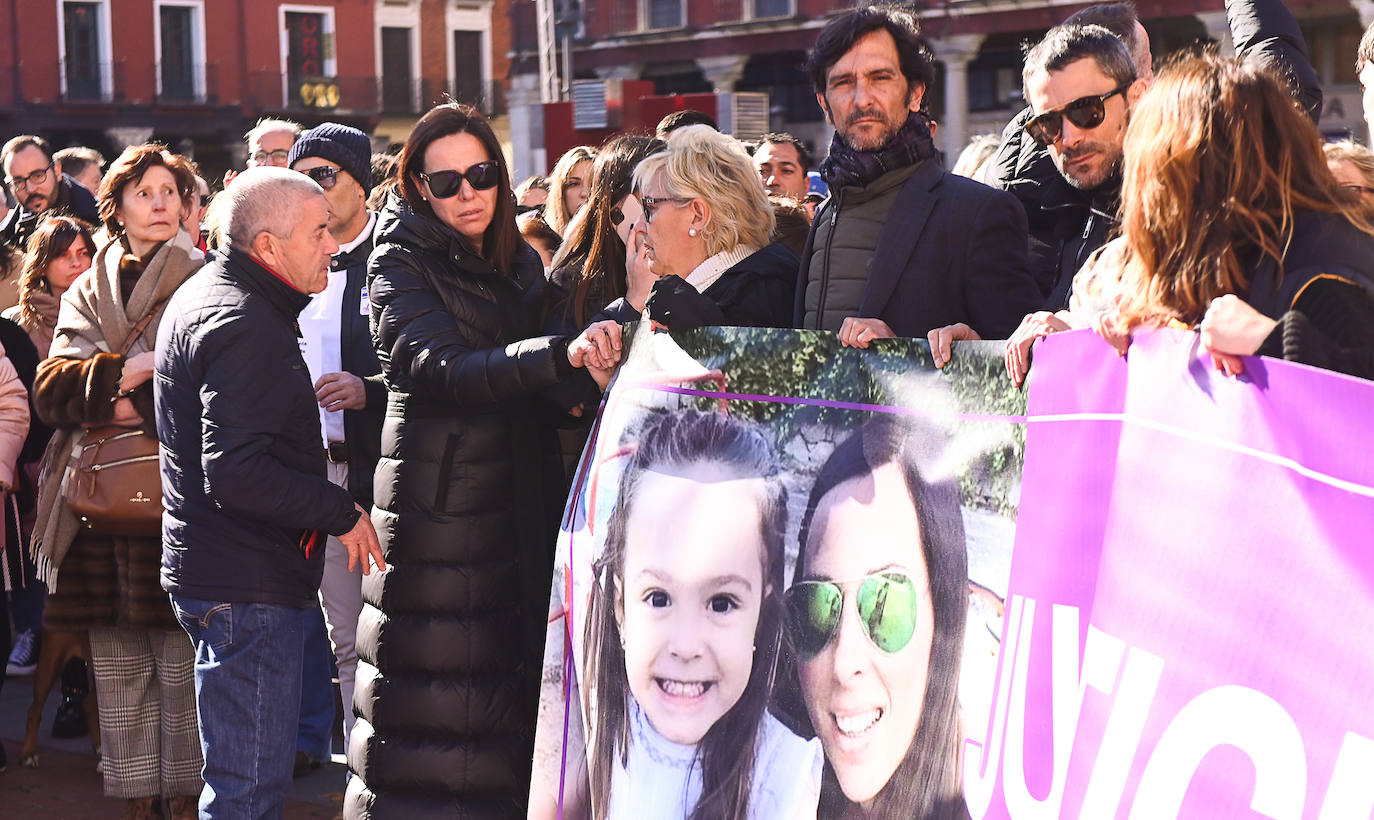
top-left (506, 0), bottom-right (1374, 180)
top-left (0, 0), bottom-right (506, 182)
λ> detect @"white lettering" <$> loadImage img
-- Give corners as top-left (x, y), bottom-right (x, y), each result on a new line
top-left (1316, 732), bottom-right (1374, 820)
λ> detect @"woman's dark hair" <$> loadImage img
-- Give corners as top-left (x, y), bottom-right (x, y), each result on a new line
top-left (18, 216), bottom-right (95, 328)
top-left (97, 143), bottom-right (198, 235)
top-left (548, 134), bottom-right (665, 328)
top-left (583, 409), bottom-right (788, 820)
top-left (775, 417), bottom-right (968, 820)
top-left (806, 5), bottom-right (935, 96)
top-left (397, 102), bottom-right (521, 274)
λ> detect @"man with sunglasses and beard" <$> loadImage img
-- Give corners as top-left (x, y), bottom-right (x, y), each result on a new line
top-left (990, 1), bottom-right (1320, 313)
top-left (796, 5), bottom-right (1042, 348)
top-left (285, 122), bottom-right (385, 779)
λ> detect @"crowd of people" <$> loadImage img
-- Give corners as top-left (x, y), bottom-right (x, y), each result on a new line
top-left (0, 0), bottom-right (1369, 818)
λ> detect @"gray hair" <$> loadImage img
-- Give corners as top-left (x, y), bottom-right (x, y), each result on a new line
top-left (1022, 24), bottom-right (1136, 101)
top-left (632, 125), bottom-right (775, 255)
top-left (215, 167), bottom-right (323, 251)
top-left (244, 117), bottom-right (302, 149)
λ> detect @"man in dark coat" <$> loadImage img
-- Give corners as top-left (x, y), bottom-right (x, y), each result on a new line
top-left (1, 135), bottom-right (100, 252)
top-left (287, 123), bottom-right (386, 775)
top-left (156, 167), bottom-right (384, 818)
top-left (988, 0), bottom-right (1322, 310)
top-left (794, 5), bottom-right (1043, 347)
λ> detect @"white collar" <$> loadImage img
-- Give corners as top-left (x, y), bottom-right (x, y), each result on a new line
top-left (683, 244), bottom-right (760, 292)
top-left (336, 211), bottom-right (377, 255)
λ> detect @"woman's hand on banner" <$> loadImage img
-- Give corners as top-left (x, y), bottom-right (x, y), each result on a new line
top-left (838, 317), bottom-right (895, 348)
top-left (569, 320), bottom-right (623, 373)
top-left (928, 323), bottom-right (980, 368)
top-left (1006, 311), bottom-right (1070, 386)
top-left (1199, 294), bottom-right (1277, 372)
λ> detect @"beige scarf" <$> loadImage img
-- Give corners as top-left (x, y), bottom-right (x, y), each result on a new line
top-left (31, 229), bottom-right (204, 588)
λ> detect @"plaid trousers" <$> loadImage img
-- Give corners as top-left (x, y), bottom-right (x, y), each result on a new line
top-left (89, 627), bottom-right (204, 799)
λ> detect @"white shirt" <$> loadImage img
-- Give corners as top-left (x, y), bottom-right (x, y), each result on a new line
top-left (297, 213), bottom-right (375, 448)
top-left (683, 244), bottom-right (760, 293)
top-left (605, 699), bottom-right (822, 819)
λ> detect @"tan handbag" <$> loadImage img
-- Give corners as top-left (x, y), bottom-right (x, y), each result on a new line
top-left (63, 305), bottom-right (166, 537)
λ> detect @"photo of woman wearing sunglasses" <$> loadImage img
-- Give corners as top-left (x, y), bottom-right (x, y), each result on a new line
top-left (776, 418), bottom-right (969, 820)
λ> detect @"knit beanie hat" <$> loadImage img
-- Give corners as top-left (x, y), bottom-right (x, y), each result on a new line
top-left (289, 123), bottom-right (373, 196)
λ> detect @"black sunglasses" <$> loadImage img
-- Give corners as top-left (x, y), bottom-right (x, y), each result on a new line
top-left (420, 161), bottom-right (502, 198)
top-left (1024, 82), bottom-right (1133, 147)
top-left (303, 165), bottom-right (340, 191)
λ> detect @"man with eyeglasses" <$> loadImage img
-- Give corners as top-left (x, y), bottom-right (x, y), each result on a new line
top-left (796, 6), bottom-right (1041, 347)
top-left (285, 122), bottom-right (384, 780)
top-left (223, 118), bottom-right (303, 188)
top-left (0, 135), bottom-right (100, 252)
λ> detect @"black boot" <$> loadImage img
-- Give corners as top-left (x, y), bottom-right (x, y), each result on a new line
top-left (51, 657), bottom-right (90, 739)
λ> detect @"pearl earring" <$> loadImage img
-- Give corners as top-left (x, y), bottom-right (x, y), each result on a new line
top-left (688, 228), bottom-right (697, 237)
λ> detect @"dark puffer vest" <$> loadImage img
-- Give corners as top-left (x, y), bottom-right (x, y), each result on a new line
top-left (346, 194), bottom-right (572, 819)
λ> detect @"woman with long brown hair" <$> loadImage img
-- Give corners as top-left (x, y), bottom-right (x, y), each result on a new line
top-left (31, 144), bottom-right (204, 819)
top-left (545, 145), bottom-right (596, 236)
top-left (1006, 53), bottom-right (1374, 382)
top-left (5, 215), bottom-right (96, 355)
top-left (347, 102), bottom-right (615, 817)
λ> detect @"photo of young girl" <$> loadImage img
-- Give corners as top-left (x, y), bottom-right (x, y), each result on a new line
top-left (775, 418), bottom-right (970, 820)
top-left (581, 409), bottom-right (823, 819)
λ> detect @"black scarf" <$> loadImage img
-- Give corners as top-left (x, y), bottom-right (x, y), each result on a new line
top-left (819, 111), bottom-right (938, 190)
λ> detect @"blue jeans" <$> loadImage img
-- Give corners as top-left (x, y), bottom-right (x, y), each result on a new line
top-left (171, 596), bottom-right (307, 819)
top-left (297, 602), bottom-right (336, 762)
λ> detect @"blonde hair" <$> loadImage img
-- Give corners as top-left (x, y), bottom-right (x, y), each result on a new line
top-left (1324, 140), bottom-right (1374, 188)
top-left (632, 125), bottom-right (775, 255)
top-left (545, 145), bottom-right (596, 235)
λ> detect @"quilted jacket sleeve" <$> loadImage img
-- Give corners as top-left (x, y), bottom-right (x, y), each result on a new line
top-left (369, 245), bottom-right (575, 412)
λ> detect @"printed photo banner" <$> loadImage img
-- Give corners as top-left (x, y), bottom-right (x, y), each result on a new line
top-left (528, 323), bottom-right (1374, 820)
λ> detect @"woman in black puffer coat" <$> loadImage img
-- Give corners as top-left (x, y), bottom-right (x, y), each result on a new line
top-left (346, 104), bottom-right (600, 818)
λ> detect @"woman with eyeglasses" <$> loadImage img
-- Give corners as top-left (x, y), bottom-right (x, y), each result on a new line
top-left (30, 143), bottom-right (205, 818)
top-left (603, 125), bottom-right (797, 331)
top-left (1004, 54), bottom-right (1374, 384)
top-left (774, 418), bottom-right (969, 820)
top-left (348, 102), bottom-right (620, 818)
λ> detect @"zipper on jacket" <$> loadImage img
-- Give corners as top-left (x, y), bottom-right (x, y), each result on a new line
top-left (815, 190), bottom-right (844, 330)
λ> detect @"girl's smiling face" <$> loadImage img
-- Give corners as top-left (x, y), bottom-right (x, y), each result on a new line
top-left (616, 464), bottom-right (768, 745)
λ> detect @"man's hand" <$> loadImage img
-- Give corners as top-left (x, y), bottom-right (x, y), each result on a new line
top-left (838, 317), bottom-right (895, 349)
top-left (120, 351), bottom-right (157, 393)
top-left (928, 323), bottom-right (980, 369)
top-left (1005, 311), bottom-right (1071, 387)
top-left (339, 502), bottom-right (386, 575)
top-left (316, 372), bottom-right (367, 412)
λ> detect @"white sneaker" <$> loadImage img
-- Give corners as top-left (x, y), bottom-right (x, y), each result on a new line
top-left (6, 629), bottom-right (39, 676)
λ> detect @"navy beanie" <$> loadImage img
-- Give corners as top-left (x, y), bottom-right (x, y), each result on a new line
top-left (288, 122), bottom-right (373, 196)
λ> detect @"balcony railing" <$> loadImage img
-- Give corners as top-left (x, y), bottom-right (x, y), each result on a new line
top-left (247, 71), bottom-right (380, 115)
top-left (154, 62), bottom-right (220, 105)
top-left (57, 59), bottom-right (125, 103)
top-left (377, 78), bottom-right (506, 117)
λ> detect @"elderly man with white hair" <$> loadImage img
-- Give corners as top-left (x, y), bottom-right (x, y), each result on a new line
top-left (154, 167), bottom-right (386, 819)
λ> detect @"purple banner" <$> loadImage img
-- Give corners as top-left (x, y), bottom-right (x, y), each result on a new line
top-left (969, 328), bottom-right (1374, 819)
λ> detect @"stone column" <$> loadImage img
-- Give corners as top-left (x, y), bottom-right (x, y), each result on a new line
top-left (930, 34), bottom-right (985, 164)
top-left (105, 127), bottom-right (155, 153)
top-left (697, 55), bottom-right (748, 93)
top-left (1355, 0), bottom-right (1374, 29)
top-left (508, 73), bottom-right (544, 182)
top-left (1195, 11), bottom-right (1234, 56)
